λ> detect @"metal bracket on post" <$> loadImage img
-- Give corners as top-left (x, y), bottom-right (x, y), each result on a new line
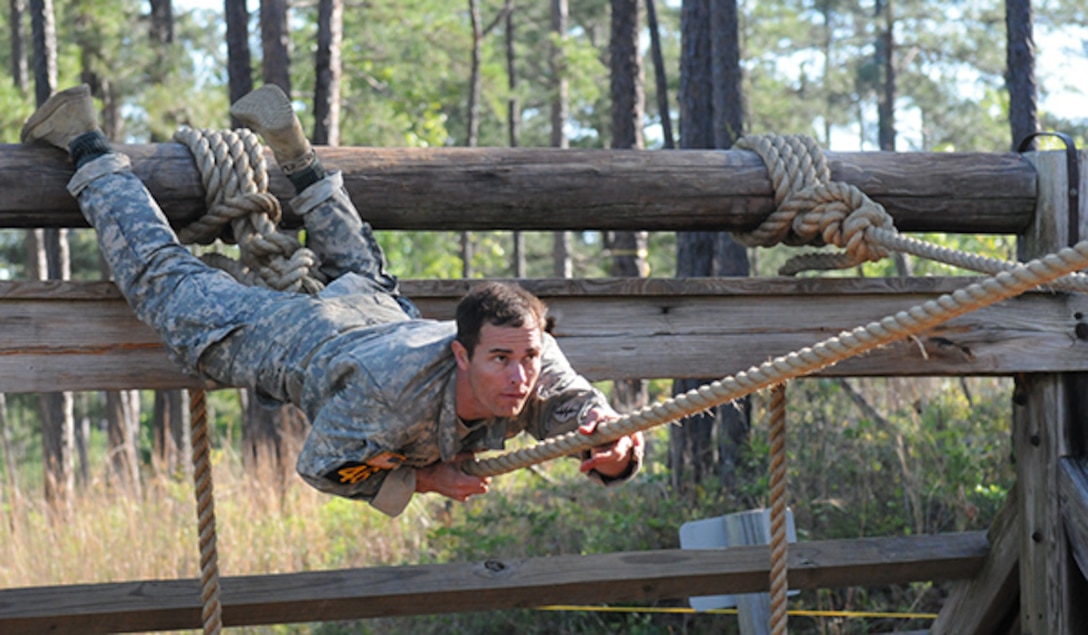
top-left (1018, 131), bottom-right (1080, 246)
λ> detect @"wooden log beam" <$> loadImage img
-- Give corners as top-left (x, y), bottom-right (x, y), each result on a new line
top-left (0, 533), bottom-right (987, 634)
top-left (0, 144), bottom-right (1036, 233)
top-left (4, 277), bottom-right (1088, 393)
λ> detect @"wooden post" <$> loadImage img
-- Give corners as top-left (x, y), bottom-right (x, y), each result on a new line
top-left (1014, 150), bottom-right (1088, 634)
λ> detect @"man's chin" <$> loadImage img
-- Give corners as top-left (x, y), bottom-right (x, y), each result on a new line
top-left (492, 400), bottom-right (528, 418)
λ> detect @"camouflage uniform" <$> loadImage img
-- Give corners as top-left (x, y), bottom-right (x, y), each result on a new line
top-left (70, 153), bottom-right (633, 517)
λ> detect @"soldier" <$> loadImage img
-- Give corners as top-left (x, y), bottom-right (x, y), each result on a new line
top-left (22, 84), bottom-right (643, 517)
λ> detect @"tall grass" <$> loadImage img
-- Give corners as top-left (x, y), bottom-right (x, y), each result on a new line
top-left (0, 448), bottom-right (432, 589)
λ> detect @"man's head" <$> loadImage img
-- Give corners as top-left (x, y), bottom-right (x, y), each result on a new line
top-left (451, 282), bottom-right (549, 421)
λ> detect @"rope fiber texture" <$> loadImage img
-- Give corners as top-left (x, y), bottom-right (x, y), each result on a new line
top-left (173, 127), bottom-right (326, 294)
top-left (768, 383), bottom-right (789, 635)
top-left (189, 388), bottom-right (222, 635)
top-left (732, 134), bottom-right (896, 271)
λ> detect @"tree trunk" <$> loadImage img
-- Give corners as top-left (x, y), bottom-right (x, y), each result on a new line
top-left (506, 5), bottom-right (525, 278)
top-left (466, 0), bottom-right (484, 147)
top-left (710, 0), bottom-right (742, 148)
top-left (153, 389), bottom-right (187, 476)
top-left (148, 0), bottom-right (174, 97)
top-left (461, 0), bottom-right (512, 276)
top-left (313, 0), bottom-right (342, 146)
top-left (671, 0), bottom-right (713, 492)
top-left (76, 407), bottom-right (90, 487)
top-left (550, 0), bottom-right (571, 279)
top-left (609, 0), bottom-right (643, 151)
top-left (106, 390), bottom-right (142, 496)
top-left (29, 0), bottom-right (72, 510)
top-left (609, 0), bottom-right (648, 413)
top-left (226, 0), bottom-right (253, 125)
top-left (462, 0), bottom-right (484, 277)
top-left (0, 393), bottom-right (21, 528)
top-left (672, 0), bottom-right (751, 491)
top-left (260, 0), bottom-right (290, 93)
top-left (29, 0), bottom-right (55, 105)
top-left (149, 0), bottom-right (173, 45)
top-left (709, 0), bottom-right (750, 489)
top-left (9, 0), bottom-right (28, 91)
top-left (645, 0), bottom-right (673, 149)
top-left (1005, 0), bottom-right (1037, 151)
top-left (40, 234), bottom-right (74, 511)
top-left (876, 0), bottom-right (896, 152)
top-left (243, 397), bottom-right (307, 490)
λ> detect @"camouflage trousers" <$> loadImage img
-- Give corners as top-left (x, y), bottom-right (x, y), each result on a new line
top-left (69, 153), bottom-right (418, 402)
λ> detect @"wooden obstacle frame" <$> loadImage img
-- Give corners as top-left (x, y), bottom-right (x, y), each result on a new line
top-left (1, 144), bottom-right (1087, 633)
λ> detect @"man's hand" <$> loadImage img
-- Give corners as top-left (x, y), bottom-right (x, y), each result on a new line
top-left (578, 407), bottom-right (644, 479)
top-left (414, 453), bottom-right (492, 502)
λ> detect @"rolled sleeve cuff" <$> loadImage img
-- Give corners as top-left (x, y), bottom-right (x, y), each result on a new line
top-left (370, 467), bottom-right (416, 517)
top-left (290, 170), bottom-right (348, 216)
top-left (67, 153), bottom-right (132, 197)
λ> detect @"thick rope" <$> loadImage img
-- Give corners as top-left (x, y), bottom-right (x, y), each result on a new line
top-left (172, 128), bottom-right (330, 635)
top-left (731, 135), bottom-right (896, 270)
top-left (464, 239), bottom-right (1088, 476)
top-left (730, 134), bottom-right (1088, 292)
top-left (173, 127), bottom-right (326, 294)
top-left (768, 383), bottom-right (789, 635)
top-left (189, 388), bottom-right (222, 635)
top-left (867, 227), bottom-right (1088, 293)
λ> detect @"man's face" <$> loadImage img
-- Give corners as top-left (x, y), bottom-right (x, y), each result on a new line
top-left (453, 320), bottom-right (543, 420)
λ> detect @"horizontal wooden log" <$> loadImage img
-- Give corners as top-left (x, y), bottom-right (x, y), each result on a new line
top-left (0, 144), bottom-right (1037, 233)
top-left (0, 532), bottom-right (987, 633)
top-left (4, 277), bottom-right (1088, 393)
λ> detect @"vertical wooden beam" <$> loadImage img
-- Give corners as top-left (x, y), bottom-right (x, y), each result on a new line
top-left (1059, 457), bottom-right (1088, 581)
top-left (1015, 151), bottom-right (1088, 634)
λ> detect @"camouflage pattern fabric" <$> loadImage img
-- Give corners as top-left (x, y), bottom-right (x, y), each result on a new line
top-left (70, 153), bottom-right (625, 517)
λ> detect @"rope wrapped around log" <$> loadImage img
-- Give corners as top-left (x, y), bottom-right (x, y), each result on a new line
top-left (172, 127), bottom-right (326, 295)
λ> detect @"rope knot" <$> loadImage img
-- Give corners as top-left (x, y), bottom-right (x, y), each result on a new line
top-left (173, 126), bottom-right (326, 294)
top-left (733, 134), bottom-right (897, 273)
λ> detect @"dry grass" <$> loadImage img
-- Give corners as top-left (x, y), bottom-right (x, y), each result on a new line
top-left (0, 447), bottom-right (440, 591)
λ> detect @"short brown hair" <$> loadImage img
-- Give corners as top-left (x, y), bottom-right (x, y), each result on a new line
top-left (455, 282), bottom-right (548, 357)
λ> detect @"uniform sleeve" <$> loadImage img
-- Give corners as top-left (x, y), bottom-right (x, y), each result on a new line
top-left (526, 333), bottom-right (611, 439)
top-left (528, 334), bottom-right (643, 487)
top-left (294, 362), bottom-right (419, 517)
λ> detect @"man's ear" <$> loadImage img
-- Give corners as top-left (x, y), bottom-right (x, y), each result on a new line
top-left (451, 340), bottom-right (470, 370)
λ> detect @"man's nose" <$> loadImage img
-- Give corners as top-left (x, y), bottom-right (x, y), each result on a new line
top-left (509, 362), bottom-right (528, 384)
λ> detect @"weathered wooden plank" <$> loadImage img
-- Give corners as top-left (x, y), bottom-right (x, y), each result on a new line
top-left (931, 488), bottom-right (1020, 635)
top-left (1059, 457), bottom-right (1088, 582)
top-left (0, 533), bottom-right (987, 634)
top-left (1013, 151), bottom-right (1084, 635)
top-left (0, 144), bottom-right (1036, 233)
top-left (4, 277), bottom-right (1088, 393)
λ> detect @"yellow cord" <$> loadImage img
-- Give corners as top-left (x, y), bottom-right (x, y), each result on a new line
top-left (535, 604), bottom-right (938, 620)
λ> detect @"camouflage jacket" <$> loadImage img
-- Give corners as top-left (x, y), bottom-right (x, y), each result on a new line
top-left (293, 314), bottom-right (615, 516)
top-left (70, 156), bottom-right (632, 518)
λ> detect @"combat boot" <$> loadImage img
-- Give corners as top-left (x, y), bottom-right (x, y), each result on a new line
top-left (21, 84), bottom-right (100, 151)
top-left (230, 85), bottom-right (315, 175)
